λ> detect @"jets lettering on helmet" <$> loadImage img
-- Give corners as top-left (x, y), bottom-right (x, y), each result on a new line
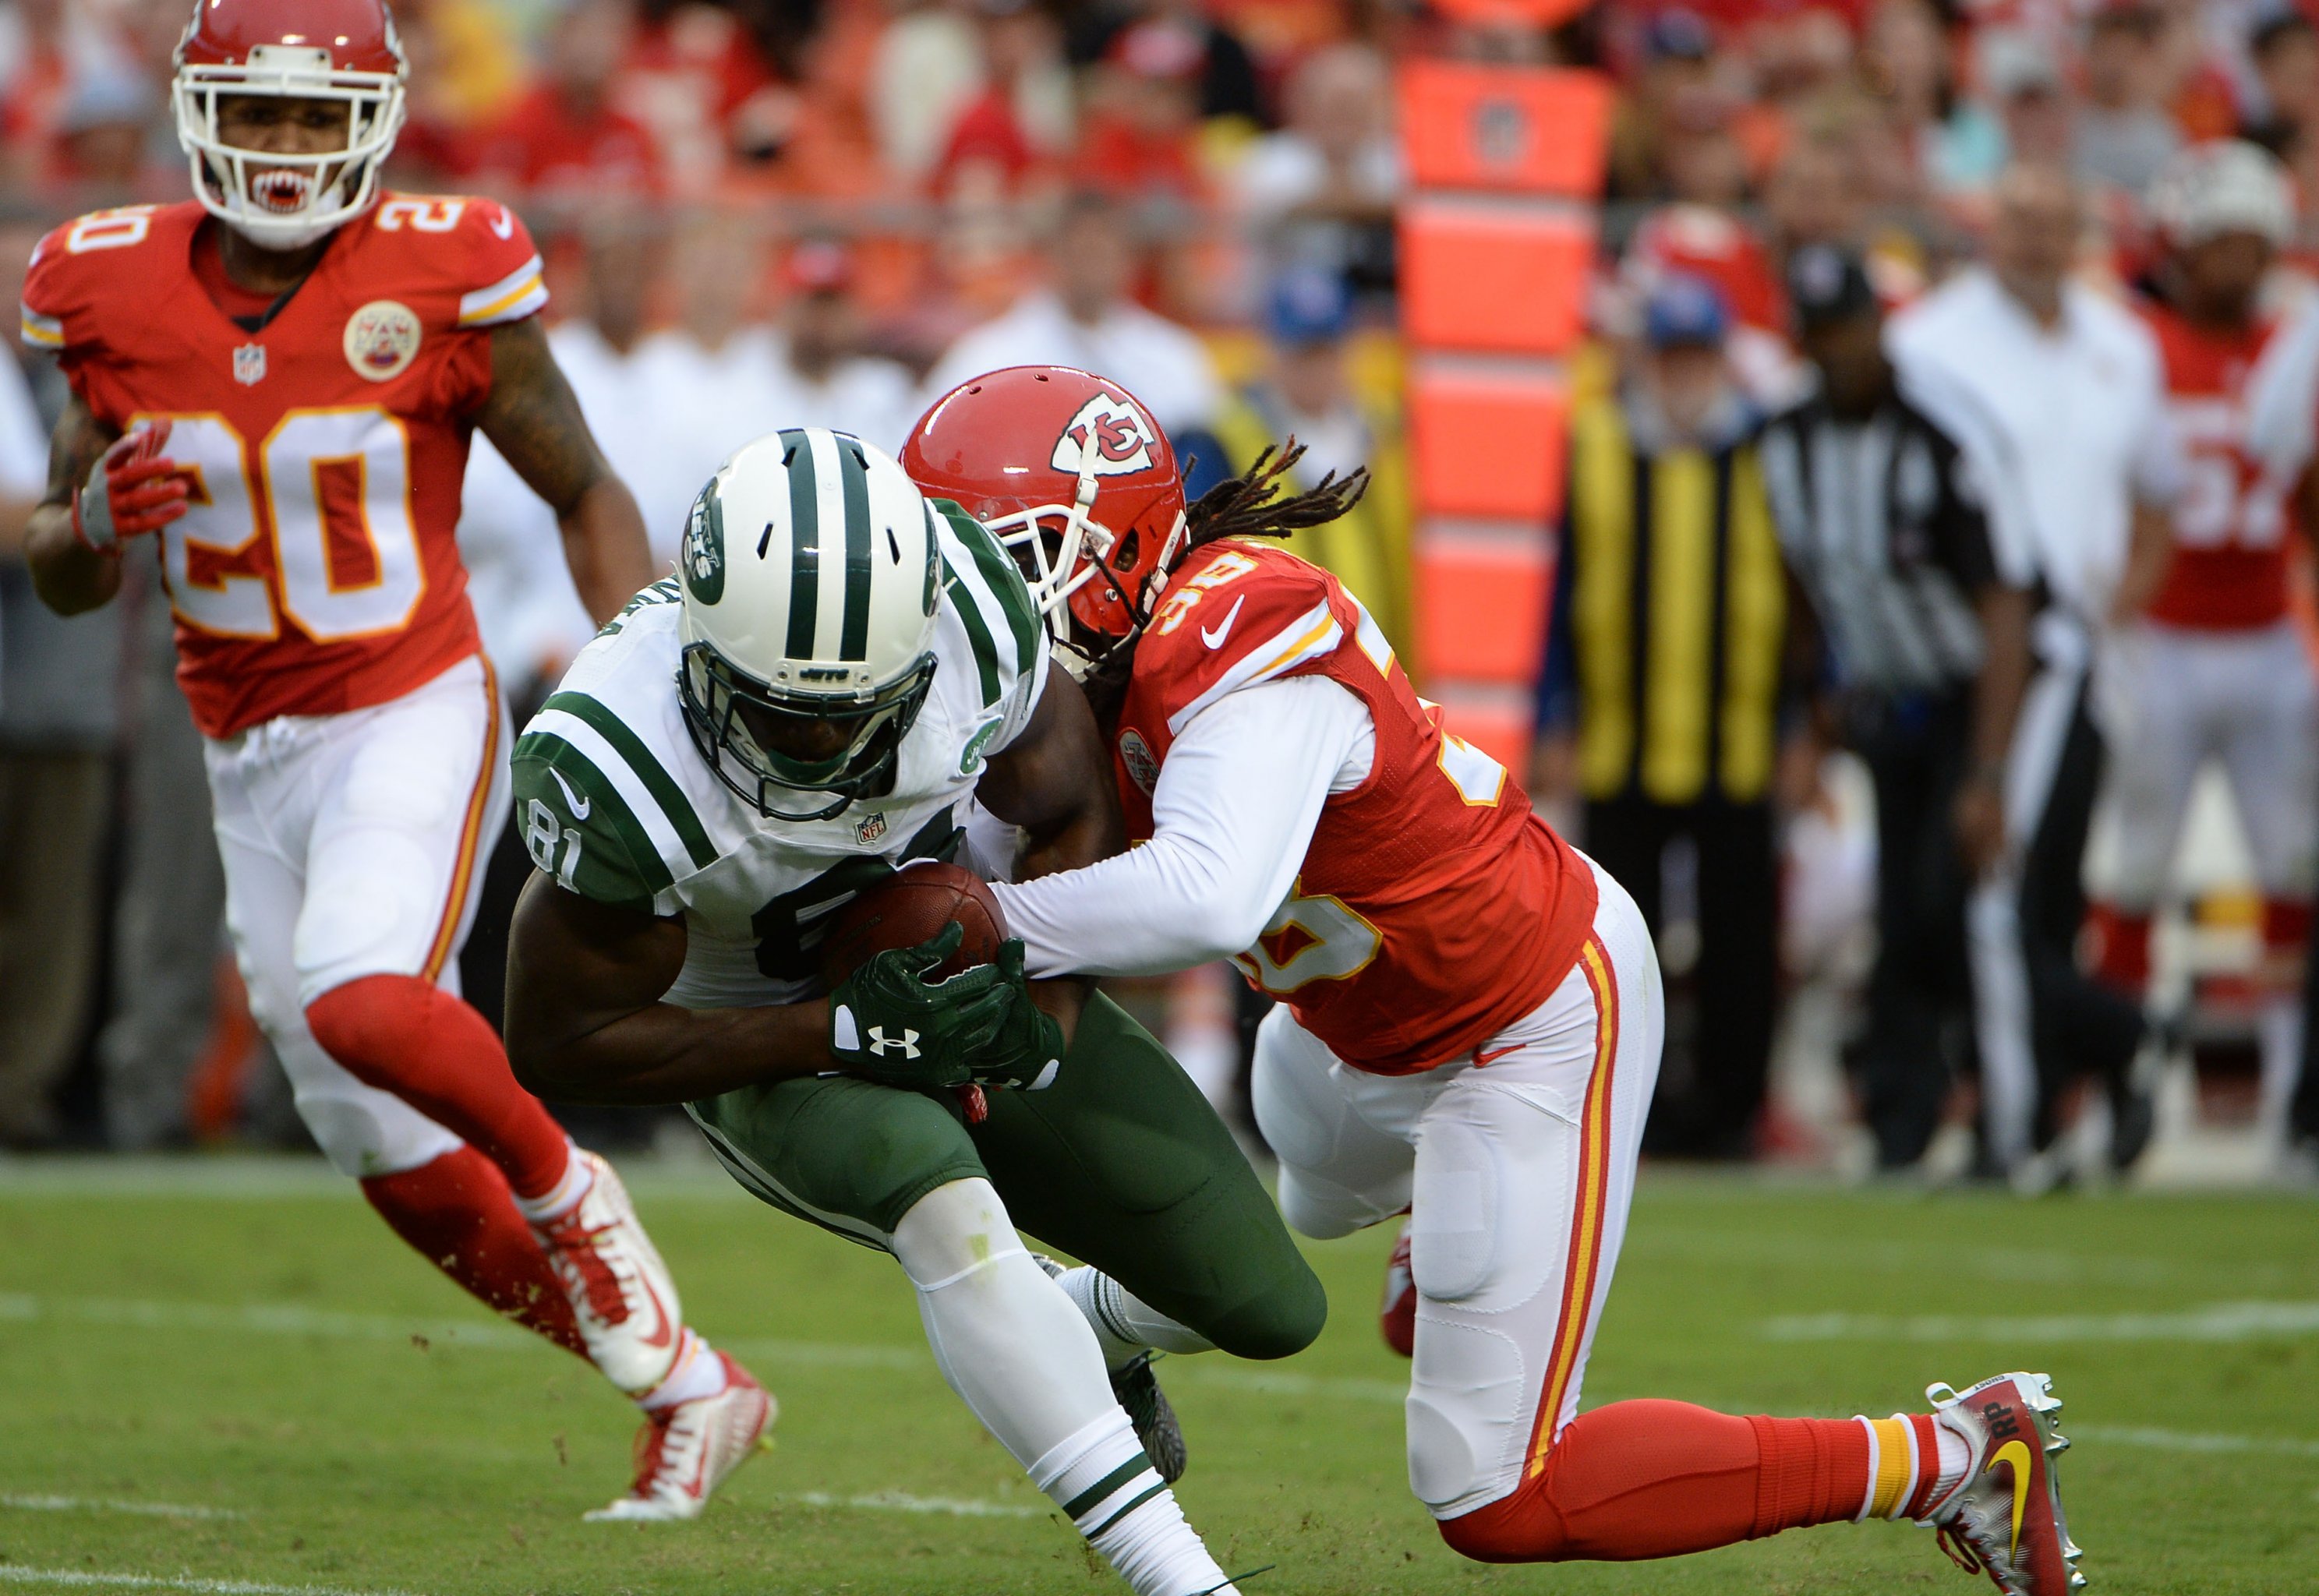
top-left (1051, 393), bottom-right (1158, 478)
top-left (684, 477), bottom-right (726, 605)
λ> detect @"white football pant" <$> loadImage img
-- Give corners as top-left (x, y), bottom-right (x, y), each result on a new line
top-left (1253, 856), bottom-right (1663, 1520)
top-left (205, 654), bottom-right (509, 1177)
top-left (2092, 619), bottom-right (2319, 910)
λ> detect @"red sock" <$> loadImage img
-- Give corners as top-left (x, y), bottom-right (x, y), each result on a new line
top-left (2263, 899), bottom-right (2311, 964)
top-left (306, 973), bottom-right (571, 1199)
top-left (2084, 902), bottom-right (2153, 997)
top-left (360, 1145), bottom-right (586, 1359)
top-left (1439, 1401), bottom-right (1870, 1562)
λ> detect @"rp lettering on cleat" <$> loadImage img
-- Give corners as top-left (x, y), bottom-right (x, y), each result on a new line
top-left (1983, 1402), bottom-right (2020, 1440)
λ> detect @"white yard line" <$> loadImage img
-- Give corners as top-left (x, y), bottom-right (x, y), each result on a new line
top-left (0, 1495), bottom-right (244, 1521)
top-left (1760, 1301), bottom-right (2319, 1343)
top-left (0, 1570), bottom-right (412, 1596)
top-left (2069, 1424), bottom-right (2319, 1459)
top-left (786, 1491), bottom-right (1044, 1518)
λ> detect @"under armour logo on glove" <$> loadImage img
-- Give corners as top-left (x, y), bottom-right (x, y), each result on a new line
top-left (827, 924), bottom-right (1010, 1092)
top-left (866, 1026), bottom-right (921, 1059)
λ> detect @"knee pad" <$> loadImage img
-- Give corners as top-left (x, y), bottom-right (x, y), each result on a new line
top-left (1409, 1115), bottom-right (1504, 1305)
top-left (1275, 1164), bottom-right (1398, 1241)
top-left (890, 1177), bottom-right (1026, 1290)
top-left (283, 1040), bottom-right (461, 1178)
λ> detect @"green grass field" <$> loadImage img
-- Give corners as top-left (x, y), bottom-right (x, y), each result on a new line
top-left (2, 1159), bottom-right (2314, 1596)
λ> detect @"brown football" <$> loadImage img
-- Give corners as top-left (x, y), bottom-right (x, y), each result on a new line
top-left (819, 860), bottom-right (1009, 986)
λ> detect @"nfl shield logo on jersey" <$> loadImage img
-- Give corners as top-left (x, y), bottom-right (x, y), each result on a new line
top-left (343, 300), bottom-right (422, 382)
top-left (232, 343), bottom-right (267, 387)
top-left (1051, 392), bottom-right (1159, 478)
top-left (855, 812), bottom-right (888, 845)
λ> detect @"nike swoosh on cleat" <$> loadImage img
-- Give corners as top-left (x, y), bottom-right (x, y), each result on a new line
top-left (551, 767), bottom-right (592, 821)
top-left (1473, 1043), bottom-right (1521, 1067)
top-left (1201, 595), bottom-right (1246, 650)
top-left (635, 1269), bottom-right (676, 1351)
top-left (1990, 1438), bottom-right (2032, 1562)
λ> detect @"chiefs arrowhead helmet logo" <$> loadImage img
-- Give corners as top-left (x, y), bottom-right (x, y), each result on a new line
top-left (1052, 392), bottom-right (1159, 478)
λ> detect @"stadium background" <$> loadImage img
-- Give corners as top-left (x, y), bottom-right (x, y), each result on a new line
top-left (2, 5), bottom-right (2319, 1591)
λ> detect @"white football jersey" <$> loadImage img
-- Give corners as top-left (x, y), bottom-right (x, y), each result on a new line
top-left (510, 502), bottom-right (1048, 1009)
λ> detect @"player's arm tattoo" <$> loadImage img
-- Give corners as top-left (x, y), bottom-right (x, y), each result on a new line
top-left (476, 318), bottom-right (655, 624)
top-left (20, 395), bottom-right (125, 614)
top-left (504, 874), bottom-right (839, 1103)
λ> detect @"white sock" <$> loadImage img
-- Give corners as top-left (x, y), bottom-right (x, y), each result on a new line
top-left (1059, 1267), bottom-right (1217, 1371)
top-left (1929, 1422), bottom-right (1969, 1508)
top-left (511, 1140), bottom-right (589, 1223)
top-left (1034, 1413), bottom-right (1236, 1596)
top-left (2257, 997), bottom-right (2303, 1149)
top-left (894, 1182), bottom-right (1232, 1596)
top-left (636, 1328), bottom-right (726, 1412)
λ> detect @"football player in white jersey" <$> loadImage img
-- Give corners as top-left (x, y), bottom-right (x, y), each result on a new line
top-left (500, 429), bottom-right (1324, 1596)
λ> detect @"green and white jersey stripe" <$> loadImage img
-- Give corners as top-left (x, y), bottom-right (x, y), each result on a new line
top-left (928, 500), bottom-right (1042, 710)
top-left (510, 538), bottom-right (1049, 1011)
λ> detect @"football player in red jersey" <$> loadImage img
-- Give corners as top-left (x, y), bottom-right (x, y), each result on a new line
top-left (904, 366), bottom-right (2085, 1595)
top-left (2087, 140), bottom-right (2315, 1158)
top-left (19, 0), bottom-right (770, 1518)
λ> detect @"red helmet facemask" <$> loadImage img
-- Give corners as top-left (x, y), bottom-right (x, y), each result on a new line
top-left (903, 366), bottom-right (1188, 666)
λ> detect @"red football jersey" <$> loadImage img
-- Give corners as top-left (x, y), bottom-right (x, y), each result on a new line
top-left (1115, 541), bottom-right (1600, 1076)
top-left (21, 194), bottom-right (548, 736)
top-left (2141, 303), bottom-right (2301, 631)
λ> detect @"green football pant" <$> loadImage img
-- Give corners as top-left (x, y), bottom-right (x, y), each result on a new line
top-left (687, 991), bottom-right (1326, 1361)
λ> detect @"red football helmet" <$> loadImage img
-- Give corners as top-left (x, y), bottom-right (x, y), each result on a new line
top-left (903, 366), bottom-right (1188, 650)
top-left (173, 0), bottom-right (408, 251)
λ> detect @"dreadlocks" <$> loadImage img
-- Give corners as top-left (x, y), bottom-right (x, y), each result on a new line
top-left (1080, 438), bottom-right (1371, 724)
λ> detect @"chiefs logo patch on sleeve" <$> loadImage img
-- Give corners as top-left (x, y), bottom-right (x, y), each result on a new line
top-left (1051, 391), bottom-right (1159, 477)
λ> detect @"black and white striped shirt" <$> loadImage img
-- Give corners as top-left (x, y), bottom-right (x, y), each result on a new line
top-left (1759, 390), bottom-right (2024, 695)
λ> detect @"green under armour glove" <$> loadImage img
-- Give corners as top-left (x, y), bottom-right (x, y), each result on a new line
top-left (964, 939), bottom-right (1068, 1093)
top-left (829, 924), bottom-right (1012, 1090)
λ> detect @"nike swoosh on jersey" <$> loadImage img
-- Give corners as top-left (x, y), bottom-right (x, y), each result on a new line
top-left (1473, 1043), bottom-right (1522, 1067)
top-left (489, 207), bottom-right (515, 240)
top-left (1989, 1439), bottom-right (2032, 1562)
top-left (1201, 594), bottom-right (1247, 650)
top-left (550, 767), bottom-right (592, 821)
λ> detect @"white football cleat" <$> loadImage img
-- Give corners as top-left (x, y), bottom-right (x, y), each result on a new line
top-left (585, 1352), bottom-right (775, 1523)
top-left (532, 1150), bottom-right (684, 1393)
top-left (1921, 1372), bottom-right (2084, 1594)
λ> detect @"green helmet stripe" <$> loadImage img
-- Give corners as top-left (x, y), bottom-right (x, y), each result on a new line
top-left (837, 436), bottom-right (874, 661)
top-left (779, 427), bottom-right (819, 659)
top-left (539, 690), bottom-right (717, 870)
top-left (939, 503), bottom-right (1040, 681)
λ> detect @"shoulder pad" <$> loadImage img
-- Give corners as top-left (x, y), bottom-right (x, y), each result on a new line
top-left (1135, 542), bottom-right (1346, 736)
top-left (21, 205), bottom-right (180, 353)
top-left (514, 684), bottom-right (720, 911)
top-left (368, 193), bottom-right (547, 329)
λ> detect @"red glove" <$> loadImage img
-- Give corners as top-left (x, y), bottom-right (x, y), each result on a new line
top-left (72, 420), bottom-right (190, 553)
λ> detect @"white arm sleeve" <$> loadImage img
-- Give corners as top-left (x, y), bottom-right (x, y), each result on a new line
top-left (992, 675), bottom-right (1374, 978)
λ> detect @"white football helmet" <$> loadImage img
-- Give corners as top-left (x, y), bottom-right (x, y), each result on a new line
top-left (2149, 139), bottom-right (2295, 249)
top-left (677, 429), bottom-right (943, 821)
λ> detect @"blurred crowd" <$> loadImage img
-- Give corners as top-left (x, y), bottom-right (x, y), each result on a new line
top-left (3, 0), bottom-right (2319, 1189)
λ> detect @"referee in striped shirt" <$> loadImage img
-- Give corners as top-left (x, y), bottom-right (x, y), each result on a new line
top-left (1759, 245), bottom-right (2034, 1171)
